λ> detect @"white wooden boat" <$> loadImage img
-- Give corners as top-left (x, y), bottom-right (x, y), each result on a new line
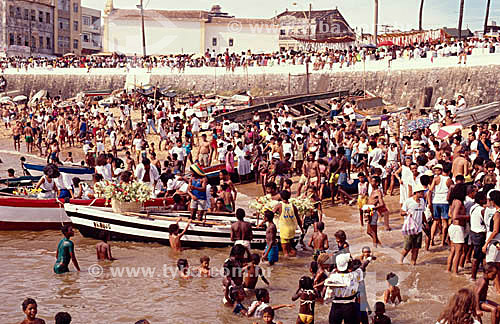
top-left (64, 204), bottom-right (300, 249)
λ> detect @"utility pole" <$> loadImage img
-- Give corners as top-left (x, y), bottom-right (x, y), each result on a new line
top-left (374, 0), bottom-right (379, 45)
top-left (138, 0), bottom-right (147, 57)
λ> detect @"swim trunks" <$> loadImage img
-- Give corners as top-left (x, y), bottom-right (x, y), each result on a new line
top-left (264, 244), bottom-right (279, 263)
top-left (298, 313), bottom-right (314, 324)
top-left (25, 135), bottom-right (33, 143)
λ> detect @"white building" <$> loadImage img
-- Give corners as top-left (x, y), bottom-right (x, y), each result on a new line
top-left (102, 2), bottom-right (278, 56)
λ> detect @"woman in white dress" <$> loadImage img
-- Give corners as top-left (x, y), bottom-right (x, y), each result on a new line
top-left (234, 141), bottom-right (251, 184)
top-left (395, 156), bottom-right (413, 207)
top-left (483, 190), bottom-right (500, 291)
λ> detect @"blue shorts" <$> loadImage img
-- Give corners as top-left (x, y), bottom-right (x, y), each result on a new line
top-left (264, 244), bottom-right (279, 263)
top-left (433, 203), bottom-right (449, 220)
top-left (59, 189), bottom-right (71, 199)
top-left (337, 172), bottom-right (348, 186)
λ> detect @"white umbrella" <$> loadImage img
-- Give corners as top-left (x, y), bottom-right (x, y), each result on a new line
top-left (0, 96), bottom-right (12, 103)
top-left (13, 95), bottom-right (28, 102)
top-left (434, 123), bottom-right (463, 139)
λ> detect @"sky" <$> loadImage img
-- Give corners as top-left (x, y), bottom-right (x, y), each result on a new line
top-left (82, 0), bottom-right (500, 32)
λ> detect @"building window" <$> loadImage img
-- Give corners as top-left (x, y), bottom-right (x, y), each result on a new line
top-left (73, 21), bottom-right (79, 32)
top-left (24, 9), bottom-right (29, 20)
top-left (212, 37), bottom-right (217, 46)
top-left (280, 29), bottom-right (286, 35)
top-left (83, 15), bottom-right (91, 26)
top-left (73, 3), bottom-right (79, 13)
top-left (73, 39), bottom-right (79, 49)
top-left (25, 35), bottom-right (29, 47)
top-left (9, 34), bottom-right (14, 45)
top-left (82, 33), bottom-right (90, 42)
top-left (58, 0), bottom-right (69, 12)
top-left (17, 35), bottom-right (22, 45)
top-left (9, 6), bottom-right (14, 17)
top-left (46, 37), bottom-right (51, 49)
top-left (15, 7), bottom-right (21, 18)
top-left (229, 38), bottom-right (234, 47)
top-left (59, 18), bottom-right (69, 30)
top-left (31, 9), bottom-right (36, 21)
top-left (39, 36), bottom-right (44, 49)
top-left (39, 11), bottom-right (44, 23)
top-left (46, 12), bottom-right (50, 24)
top-left (31, 36), bottom-right (36, 49)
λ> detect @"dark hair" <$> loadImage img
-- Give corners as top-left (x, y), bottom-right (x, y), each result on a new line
top-left (335, 230), bottom-right (347, 242)
top-left (310, 261), bottom-right (318, 274)
top-left (22, 298), bottom-right (37, 311)
top-left (200, 255), bottom-right (210, 263)
top-left (255, 288), bottom-right (269, 301)
top-left (236, 208), bottom-right (245, 220)
top-left (262, 306), bottom-right (274, 318)
top-left (169, 223), bottom-right (179, 235)
top-left (280, 190), bottom-right (291, 200)
top-left (491, 190), bottom-right (500, 208)
top-left (177, 258), bottom-right (188, 270)
top-left (134, 320), bottom-right (150, 324)
top-left (120, 171), bottom-right (132, 183)
top-left (96, 153), bottom-right (108, 166)
top-left (55, 312), bottom-right (72, 324)
top-left (420, 175), bottom-right (431, 186)
top-left (485, 263), bottom-right (497, 274)
top-left (72, 177), bottom-right (81, 186)
top-left (264, 210), bottom-right (274, 222)
top-left (61, 224), bottom-right (72, 235)
top-left (475, 190), bottom-right (487, 205)
top-left (386, 272), bottom-right (399, 286)
top-left (251, 253), bottom-right (261, 265)
top-left (230, 244), bottom-right (246, 258)
top-left (448, 183), bottom-right (467, 204)
top-left (299, 276), bottom-right (314, 290)
top-left (375, 301), bottom-right (386, 313)
top-left (317, 221), bottom-right (325, 231)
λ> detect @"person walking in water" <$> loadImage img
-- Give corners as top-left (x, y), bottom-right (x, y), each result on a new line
top-left (54, 224), bottom-right (80, 274)
top-left (273, 190), bottom-right (304, 257)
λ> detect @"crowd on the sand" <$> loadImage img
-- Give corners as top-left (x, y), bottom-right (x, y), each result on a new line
top-left (10, 84), bottom-right (500, 324)
top-left (2, 38), bottom-right (499, 74)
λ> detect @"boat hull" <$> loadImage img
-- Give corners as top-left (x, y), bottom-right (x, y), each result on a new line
top-left (0, 197), bottom-right (172, 231)
top-left (65, 204), bottom-right (299, 249)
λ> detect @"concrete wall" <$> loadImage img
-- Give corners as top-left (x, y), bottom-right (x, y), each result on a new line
top-left (4, 64), bottom-right (500, 106)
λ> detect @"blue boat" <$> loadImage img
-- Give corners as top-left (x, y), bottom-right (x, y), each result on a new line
top-left (23, 163), bottom-right (95, 175)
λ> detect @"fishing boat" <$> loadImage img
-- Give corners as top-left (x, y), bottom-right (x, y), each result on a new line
top-left (0, 197), bottom-right (172, 231)
top-left (0, 175), bottom-right (41, 186)
top-left (23, 163), bottom-right (94, 175)
top-left (64, 204), bottom-right (300, 249)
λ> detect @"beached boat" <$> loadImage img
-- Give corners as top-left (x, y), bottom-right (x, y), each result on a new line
top-left (64, 204), bottom-right (300, 249)
top-left (23, 163), bottom-right (95, 175)
top-left (0, 197), bottom-right (172, 231)
top-left (0, 175), bottom-right (41, 187)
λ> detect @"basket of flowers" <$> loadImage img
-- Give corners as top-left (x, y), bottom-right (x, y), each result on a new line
top-left (94, 181), bottom-right (152, 214)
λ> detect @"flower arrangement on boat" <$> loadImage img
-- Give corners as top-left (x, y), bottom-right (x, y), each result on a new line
top-left (94, 181), bottom-right (152, 204)
top-left (13, 187), bottom-right (42, 197)
top-left (249, 195), bottom-right (315, 217)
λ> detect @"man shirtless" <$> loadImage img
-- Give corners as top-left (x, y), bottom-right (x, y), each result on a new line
top-left (230, 208), bottom-right (253, 254)
top-left (297, 153), bottom-right (320, 196)
top-left (331, 147), bottom-right (354, 205)
top-left (24, 122), bottom-right (34, 153)
top-left (198, 133), bottom-right (212, 167)
top-left (12, 121), bottom-right (21, 151)
top-left (96, 231), bottom-right (115, 261)
top-left (366, 176), bottom-right (384, 247)
top-left (451, 148), bottom-right (468, 181)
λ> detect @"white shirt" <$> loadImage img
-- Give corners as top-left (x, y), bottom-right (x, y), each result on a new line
top-left (95, 164), bottom-right (113, 181)
top-left (133, 138), bottom-right (143, 151)
top-left (470, 204), bottom-right (486, 233)
top-left (54, 173), bottom-right (73, 190)
top-left (402, 197), bottom-right (425, 233)
top-left (170, 146), bottom-right (185, 161)
top-left (134, 163), bottom-right (160, 185)
top-left (191, 116), bottom-right (201, 132)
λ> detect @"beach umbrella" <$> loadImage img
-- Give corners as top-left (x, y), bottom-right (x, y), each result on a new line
top-left (63, 53), bottom-right (76, 57)
top-left (13, 95), bottom-right (28, 102)
top-left (434, 123), bottom-right (463, 139)
top-left (406, 118), bottom-right (434, 132)
top-left (377, 40), bottom-right (394, 47)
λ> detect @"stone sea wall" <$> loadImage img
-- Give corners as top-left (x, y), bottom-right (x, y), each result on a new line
top-left (4, 64), bottom-right (500, 107)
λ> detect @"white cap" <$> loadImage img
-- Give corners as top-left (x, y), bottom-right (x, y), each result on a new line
top-left (336, 253), bottom-right (350, 271)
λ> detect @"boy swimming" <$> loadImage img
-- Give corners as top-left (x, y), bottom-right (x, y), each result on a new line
top-left (20, 298), bottom-right (46, 324)
top-left (169, 218), bottom-right (192, 252)
top-left (383, 272), bottom-right (402, 305)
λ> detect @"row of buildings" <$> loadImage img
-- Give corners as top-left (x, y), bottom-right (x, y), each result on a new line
top-left (1, 0), bottom-right (499, 58)
top-left (0, 0), bottom-right (102, 57)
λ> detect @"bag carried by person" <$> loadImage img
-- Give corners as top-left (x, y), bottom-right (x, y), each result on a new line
top-left (402, 213), bottom-right (419, 236)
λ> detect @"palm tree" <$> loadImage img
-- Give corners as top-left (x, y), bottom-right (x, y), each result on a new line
top-left (419, 0), bottom-right (425, 30)
top-left (484, 0), bottom-right (491, 35)
top-left (374, 0), bottom-right (379, 45)
top-left (458, 0), bottom-right (465, 40)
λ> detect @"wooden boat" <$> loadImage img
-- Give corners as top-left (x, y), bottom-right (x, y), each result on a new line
top-left (0, 197), bottom-right (172, 231)
top-left (0, 175), bottom-right (41, 187)
top-left (64, 204), bottom-right (301, 249)
top-left (23, 163), bottom-right (95, 175)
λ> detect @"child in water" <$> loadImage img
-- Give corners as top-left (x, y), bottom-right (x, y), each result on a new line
top-left (232, 286), bottom-right (248, 315)
top-left (383, 272), bottom-right (402, 305)
top-left (292, 276), bottom-right (318, 324)
top-left (20, 298), bottom-right (46, 324)
top-left (372, 302), bottom-right (391, 324)
top-left (96, 231), bottom-right (115, 261)
top-left (334, 230), bottom-right (350, 254)
top-left (252, 307), bottom-right (283, 324)
top-left (475, 263), bottom-right (500, 322)
top-left (169, 218), bottom-right (192, 252)
top-left (54, 312), bottom-right (71, 324)
top-left (309, 221), bottom-right (329, 261)
top-left (54, 224), bottom-right (80, 274)
top-left (243, 253), bottom-right (270, 290)
top-left (196, 255), bottom-right (211, 277)
top-left (247, 288), bottom-right (294, 318)
top-left (177, 259), bottom-right (191, 279)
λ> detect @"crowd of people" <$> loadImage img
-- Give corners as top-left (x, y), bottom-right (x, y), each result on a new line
top-left (10, 78), bottom-right (500, 324)
top-left (1, 38), bottom-right (499, 73)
